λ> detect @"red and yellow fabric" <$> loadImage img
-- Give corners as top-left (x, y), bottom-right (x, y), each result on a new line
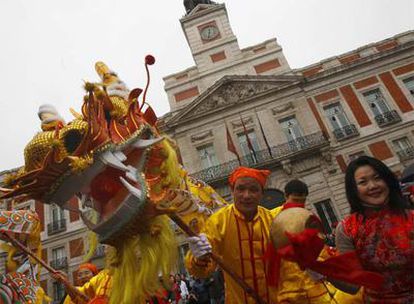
top-left (63, 270), bottom-right (111, 304)
top-left (185, 204), bottom-right (277, 304)
top-left (78, 263), bottom-right (99, 276)
top-left (269, 206), bottom-right (331, 304)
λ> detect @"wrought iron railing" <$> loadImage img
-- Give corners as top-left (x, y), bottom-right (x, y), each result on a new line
top-left (397, 147), bottom-right (414, 161)
top-left (47, 219), bottom-right (66, 235)
top-left (50, 257), bottom-right (68, 269)
top-left (192, 131), bottom-right (328, 183)
top-left (332, 124), bottom-right (359, 140)
top-left (374, 110), bottom-right (401, 127)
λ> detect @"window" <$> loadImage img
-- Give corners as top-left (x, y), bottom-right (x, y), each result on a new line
top-left (393, 137), bottom-right (414, 160)
top-left (279, 116), bottom-right (303, 141)
top-left (363, 88), bottom-right (391, 115)
top-left (279, 116), bottom-right (306, 150)
top-left (50, 204), bottom-right (65, 223)
top-left (403, 76), bottom-right (414, 99)
top-left (51, 247), bottom-right (67, 269)
top-left (314, 199), bottom-right (339, 234)
top-left (363, 88), bottom-right (401, 126)
top-left (238, 131), bottom-right (260, 165)
top-left (48, 204), bottom-right (66, 234)
top-left (51, 247), bottom-right (66, 261)
top-left (197, 144), bottom-right (219, 169)
top-left (324, 103), bottom-right (357, 140)
top-left (53, 281), bottom-right (66, 302)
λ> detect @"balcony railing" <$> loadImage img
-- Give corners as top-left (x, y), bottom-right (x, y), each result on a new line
top-left (50, 257), bottom-right (68, 269)
top-left (192, 131), bottom-right (328, 183)
top-left (397, 147), bottom-right (414, 161)
top-left (374, 110), bottom-right (401, 127)
top-left (47, 219), bottom-right (66, 235)
top-left (332, 124), bottom-right (359, 141)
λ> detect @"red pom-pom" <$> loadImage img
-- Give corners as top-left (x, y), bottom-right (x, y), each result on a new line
top-left (145, 55), bottom-right (155, 65)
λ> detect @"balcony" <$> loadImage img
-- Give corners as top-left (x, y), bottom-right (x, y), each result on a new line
top-left (192, 131), bottom-right (328, 183)
top-left (374, 110), bottom-right (401, 127)
top-left (47, 219), bottom-right (66, 235)
top-left (332, 124), bottom-right (359, 141)
top-left (50, 257), bottom-right (68, 269)
top-left (397, 147), bottom-right (414, 161)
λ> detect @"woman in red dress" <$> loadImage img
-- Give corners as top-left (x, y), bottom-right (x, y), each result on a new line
top-left (336, 156), bottom-right (413, 303)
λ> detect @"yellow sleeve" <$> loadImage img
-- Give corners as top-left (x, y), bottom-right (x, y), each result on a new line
top-left (63, 271), bottom-right (107, 304)
top-left (185, 206), bottom-right (229, 278)
top-left (270, 206), bottom-right (283, 218)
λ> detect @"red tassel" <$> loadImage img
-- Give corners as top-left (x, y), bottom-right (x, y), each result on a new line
top-left (276, 228), bottom-right (385, 290)
top-left (264, 242), bottom-right (282, 286)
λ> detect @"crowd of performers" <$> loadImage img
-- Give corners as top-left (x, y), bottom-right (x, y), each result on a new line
top-left (184, 162), bottom-right (414, 304)
top-left (0, 59), bottom-right (412, 303)
top-left (1, 158), bottom-right (412, 304)
top-left (82, 158), bottom-right (414, 304)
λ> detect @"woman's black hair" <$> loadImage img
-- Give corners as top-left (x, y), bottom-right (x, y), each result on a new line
top-left (345, 155), bottom-right (406, 214)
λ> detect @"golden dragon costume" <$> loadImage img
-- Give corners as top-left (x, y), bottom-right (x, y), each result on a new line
top-left (1, 56), bottom-right (226, 304)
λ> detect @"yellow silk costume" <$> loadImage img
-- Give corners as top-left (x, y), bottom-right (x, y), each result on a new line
top-left (270, 206), bottom-right (332, 304)
top-left (63, 270), bottom-right (112, 304)
top-left (333, 289), bottom-right (363, 303)
top-left (186, 204), bottom-right (278, 304)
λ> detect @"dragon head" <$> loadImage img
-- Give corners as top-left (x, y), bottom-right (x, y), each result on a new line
top-left (1, 56), bottom-right (227, 303)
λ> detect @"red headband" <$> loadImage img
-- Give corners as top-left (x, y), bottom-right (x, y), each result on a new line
top-left (78, 263), bottom-right (98, 275)
top-left (229, 167), bottom-right (271, 188)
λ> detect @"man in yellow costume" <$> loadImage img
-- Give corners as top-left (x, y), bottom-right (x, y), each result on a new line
top-left (185, 167), bottom-right (278, 304)
top-left (270, 179), bottom-right (332, 303)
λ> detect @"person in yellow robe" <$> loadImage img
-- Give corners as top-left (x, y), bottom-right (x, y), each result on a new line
top-left (270, 179), bottom-right (332, 303)
top-left (185, 167), bottom-right (278, 304)
top-left (62, 269), bottom-right (112, 304)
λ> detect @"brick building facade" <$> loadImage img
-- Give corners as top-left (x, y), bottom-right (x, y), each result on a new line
top-left (161, 2), bottom-right (414, 233)
top-left (0, 2), bottom-right (413, 302)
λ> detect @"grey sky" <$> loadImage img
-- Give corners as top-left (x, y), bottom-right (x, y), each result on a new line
top-left (0, 0), bottom-right (413, 170)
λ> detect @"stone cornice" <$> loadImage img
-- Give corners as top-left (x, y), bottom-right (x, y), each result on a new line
top-left (164, 44), bottom-right (283, 91)
top-left (300, 40), bottom-right (414, 83)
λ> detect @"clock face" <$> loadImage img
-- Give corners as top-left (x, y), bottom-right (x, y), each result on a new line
top-left (200, 25), bottom-right (219, 41)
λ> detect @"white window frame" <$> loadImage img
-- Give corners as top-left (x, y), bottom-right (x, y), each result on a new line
top-left (279, 116), bottom-right (303, 141)
top-left (324, 102), bottom-right (352, 131)
top-left (402, 75), bottom-right (414, 100)
top-left (197, 144), bottom-right (219, 169)
top-left (362, 87), bottom-right (392, 116)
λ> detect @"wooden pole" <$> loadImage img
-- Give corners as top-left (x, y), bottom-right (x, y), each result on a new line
top-left (168, 213), bottom-right (267, 304)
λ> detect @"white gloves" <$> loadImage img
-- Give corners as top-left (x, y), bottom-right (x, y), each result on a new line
top-left (187, 233), bottom-right (212, 259)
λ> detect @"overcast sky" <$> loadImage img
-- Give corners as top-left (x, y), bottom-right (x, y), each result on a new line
top-left (0, 0), bottom-right (413, 170)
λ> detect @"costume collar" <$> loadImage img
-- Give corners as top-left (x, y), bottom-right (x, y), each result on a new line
top-left (283, 200), bottom-right (305, 210)
top-left (232, 204), bottom-right (259, 222)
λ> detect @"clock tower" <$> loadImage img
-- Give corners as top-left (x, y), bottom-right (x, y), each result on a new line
top-left (164, 1), bottom-right (291, 111)
top-left (180, 2), bottom-right (242, 72)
